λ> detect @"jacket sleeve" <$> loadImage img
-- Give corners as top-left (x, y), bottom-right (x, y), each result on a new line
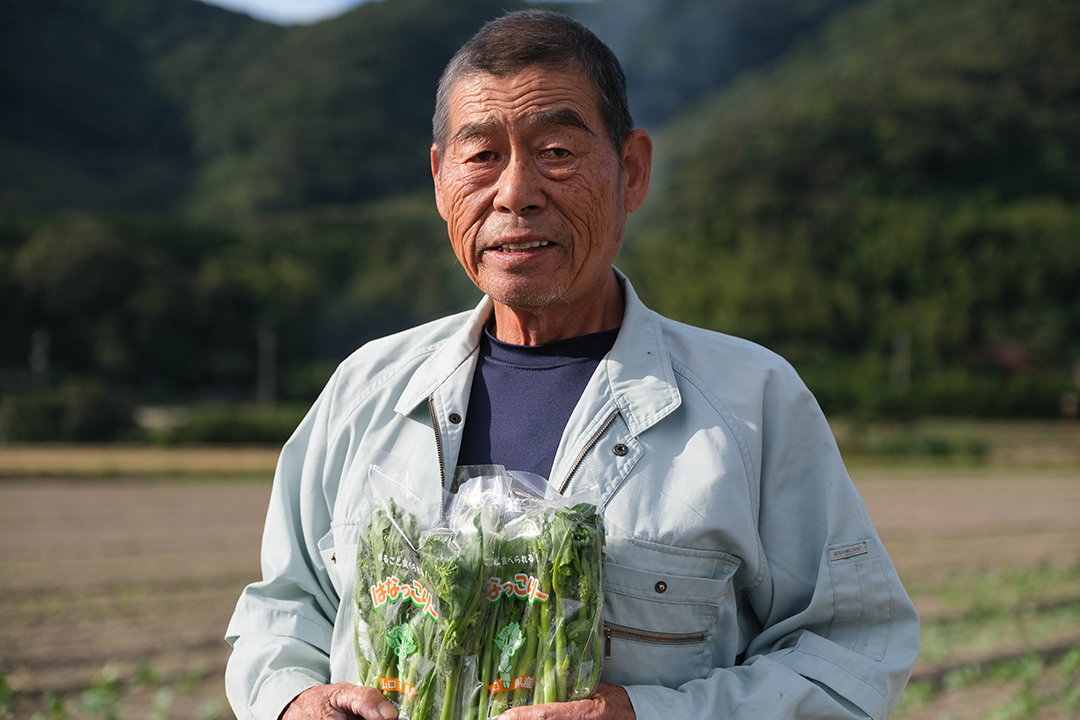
top-left (624, 362), bottom-right (920, 720)
top-left (224, 387), bottom-right (340, 720)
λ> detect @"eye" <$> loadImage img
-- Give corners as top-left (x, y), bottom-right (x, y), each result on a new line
top-left (470, 150), bottom-right (498, 163)
top-left (541, 147), bottom-right (572, 160)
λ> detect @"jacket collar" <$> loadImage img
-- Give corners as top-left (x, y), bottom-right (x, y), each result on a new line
top-left (394, 297), bottom-right (491, 416)
top-left (605, 269), bottom-right (682, 436)
top-left (395, 269), bottom-right (681, 436)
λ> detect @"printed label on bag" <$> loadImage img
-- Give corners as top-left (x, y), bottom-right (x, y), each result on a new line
top-left (370, 575), bottom-right (439, 620)
top-left (487, 676), bottom-right (536, 694)
top-left (379, 677), bottom-right (418, 700)
top-left (485, 573), bottom-right (549, 604)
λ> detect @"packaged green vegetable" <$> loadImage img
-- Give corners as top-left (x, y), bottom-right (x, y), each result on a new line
top-left (474, 498), bottom-right (605, 717)
top-left (354, 462), bottom-right (486, 720)
top-left (354, 463), bottom-right (604, 720)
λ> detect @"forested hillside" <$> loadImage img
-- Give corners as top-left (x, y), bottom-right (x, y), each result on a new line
top-left (0, 0), bottom-right (858, 216)
top-left (575, 0), bottom-right (865, 128)
top-left (0, 0), bottom-right (519, 214)
top-left (0, 0), bottom-right (261, 211)
top-left (624, 0), bottom-right (1080, 416)
top-left (1, 0), bottom-right (1077, 439)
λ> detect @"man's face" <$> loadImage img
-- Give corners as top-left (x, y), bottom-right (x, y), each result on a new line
top-left (432, 67), bottom-right (646, 312)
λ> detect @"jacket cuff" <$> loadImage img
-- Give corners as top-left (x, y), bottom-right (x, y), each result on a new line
top-left (624, 684), bottom-right (690, 719)
top-left (252, 668), bottom-right (323, 720)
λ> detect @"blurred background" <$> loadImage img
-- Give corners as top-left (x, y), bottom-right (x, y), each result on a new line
top-left (0, 0), bottom-right (1077, 718)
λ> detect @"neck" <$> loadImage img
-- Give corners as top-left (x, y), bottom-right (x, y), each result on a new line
top-left (490, 268), bottom-right (624, 346)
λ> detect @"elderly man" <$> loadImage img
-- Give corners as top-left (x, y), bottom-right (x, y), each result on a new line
top-left (225, 9), bottom-right (919, 720)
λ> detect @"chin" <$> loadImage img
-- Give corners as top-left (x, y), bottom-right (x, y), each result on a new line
top-left (486, 280), bottom-right (570, 310)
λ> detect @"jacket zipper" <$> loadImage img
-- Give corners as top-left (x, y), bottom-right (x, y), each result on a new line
top-left (557, 409), bottom-right (620, 494)
top-left (603, 622), bottom-right (709, 659)
top-left (427, 395), bottom-right (446, 491)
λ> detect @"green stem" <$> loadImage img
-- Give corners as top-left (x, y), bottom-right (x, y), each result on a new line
top-left (554, 610), bottom-right (569, 703)
top-left (511, 604), bottom-right (540, 708)
top-left (477, 600), bottom-right (500, 720)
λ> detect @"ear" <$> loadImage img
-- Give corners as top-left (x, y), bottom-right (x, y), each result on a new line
top-left (431, 143), bottom-right (449, 221)
top-left (621, 129), bottom-right (652, 213)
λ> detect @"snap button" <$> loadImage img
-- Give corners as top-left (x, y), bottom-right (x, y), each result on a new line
top-left (612, 443), bottom-right (629, 456)
top-left (654, 581), bottom-right (667, 594)
top-left (448, 413), bottom-right (462, 424)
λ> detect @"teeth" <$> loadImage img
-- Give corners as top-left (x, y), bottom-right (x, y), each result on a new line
top-left (498, 240), bottom-right (549, 252)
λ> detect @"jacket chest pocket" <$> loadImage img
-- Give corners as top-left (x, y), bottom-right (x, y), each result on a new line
top-left (600, 561), bottom-right (736, 689)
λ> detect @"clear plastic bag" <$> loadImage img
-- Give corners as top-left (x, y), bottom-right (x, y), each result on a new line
top-left (354, 457), bottom-right (486, 720)
top-left (354, 462), bottom-right (605, 720)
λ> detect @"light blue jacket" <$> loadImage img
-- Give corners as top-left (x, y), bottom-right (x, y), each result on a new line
top-left (225, 273), bottom-right (919, 720)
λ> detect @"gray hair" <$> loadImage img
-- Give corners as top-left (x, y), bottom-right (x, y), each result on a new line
top-left (432, 9), bottom-right (633, 158)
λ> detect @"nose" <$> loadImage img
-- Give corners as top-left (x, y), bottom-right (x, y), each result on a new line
top-left (493, 152), bottom-right (546, 216)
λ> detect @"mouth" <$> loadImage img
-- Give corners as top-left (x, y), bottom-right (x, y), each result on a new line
top-left (492, 240), bottom-right (551, 253)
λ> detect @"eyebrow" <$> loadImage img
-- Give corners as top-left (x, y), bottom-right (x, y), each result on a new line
top-left (532, 109), bottom-right (595, 136)
top-left (451, 120), bottom-right (499, 145)
top-left (450, 109), bottom-right (595, 146)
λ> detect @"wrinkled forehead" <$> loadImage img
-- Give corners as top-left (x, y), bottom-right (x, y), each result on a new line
top-left (444, 67), bottom-right (605, 137)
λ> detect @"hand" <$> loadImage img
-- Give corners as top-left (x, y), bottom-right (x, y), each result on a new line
top-left (281, 682), bottom-right (398, 720)
top-left (499, 683), bottom-right (635, 720)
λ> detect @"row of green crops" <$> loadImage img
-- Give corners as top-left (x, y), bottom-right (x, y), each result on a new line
top-left (894, 562), bottom-right (1080, 720)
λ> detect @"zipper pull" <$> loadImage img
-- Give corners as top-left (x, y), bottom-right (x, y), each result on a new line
top-left (604, 626), bottom-right (612, 659)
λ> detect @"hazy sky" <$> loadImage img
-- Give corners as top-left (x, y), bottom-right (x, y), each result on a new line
top-left (197, 0), bottom-right (368, 25)
top-left (197, 0), bottom-right (579, 25)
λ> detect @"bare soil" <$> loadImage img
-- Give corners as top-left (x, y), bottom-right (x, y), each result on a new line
top-left (0, 479), bottom-right (270, 718)
top-left (854, 472), bottom-right (1080, 580)
top-left (0, 469), bottom-right (1077, 718)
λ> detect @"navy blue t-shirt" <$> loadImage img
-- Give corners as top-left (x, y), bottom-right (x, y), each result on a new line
top-left (456, 325), bottom-right (619, 480)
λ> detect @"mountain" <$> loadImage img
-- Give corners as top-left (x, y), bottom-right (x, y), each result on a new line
top-left (0, 0), bottom-right (522, 215)
top-left (0, 0), bottom-right (264, 212)
top-left (182, 0), bottom-right (526, 215)
top-left (568, 0), bottom-right (866, 129)
top-left (624, 0), bottom-right (1080, 414)
top-left (3, 0), bottom-right (1076, 416)
top-left (0, 0), bottom-right (868, 216)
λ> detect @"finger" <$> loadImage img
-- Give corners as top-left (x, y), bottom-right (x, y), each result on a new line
top-left (591, 683), bottom-right (635, 718)
top-left (330, 684), bottom-right (399, 720)
top-left (500, 684), bottom-right (635, 720)
top-left (500, 697), bottom-right (590, 720)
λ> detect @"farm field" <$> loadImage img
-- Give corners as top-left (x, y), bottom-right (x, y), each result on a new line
top-left (0, 443), bottom-right (1077, 719)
